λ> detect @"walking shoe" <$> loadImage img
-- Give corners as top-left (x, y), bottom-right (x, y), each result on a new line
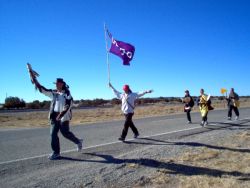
top-left (48, 153), bottom-right (60, 160)
top-left (118, 137), bottom-right (125, 141)
top-left (235, 116), bottom-right (239, 120)
top-left (187, 121), bottom-right (192, 124)
top-left (204, 121), bottom-right (208, 126)
top-left (200, 121), bottom-right (204, 126)
top-left (77, 139), bottom-right (83, 152)
top-left (134, 134), bottom-right (140, 138)
top-left (227, 117), bottom-right (231, 120)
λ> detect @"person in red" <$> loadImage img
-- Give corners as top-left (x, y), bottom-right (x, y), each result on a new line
top-left (109, 83), bottom-right (153, 141)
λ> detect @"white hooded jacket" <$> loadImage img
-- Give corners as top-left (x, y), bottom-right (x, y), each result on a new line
top-left (111, 87), bottom-right (147, 114)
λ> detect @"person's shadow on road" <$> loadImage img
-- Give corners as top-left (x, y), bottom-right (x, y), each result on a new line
top-left (60, 152), bottom-right (250, 180)
top-left (123, 137), bottom-right (250, 153)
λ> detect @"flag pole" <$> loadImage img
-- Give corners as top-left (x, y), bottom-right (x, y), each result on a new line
top-left (104, 22), bottom-right (111, 84)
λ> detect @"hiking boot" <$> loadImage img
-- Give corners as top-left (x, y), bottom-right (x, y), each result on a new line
top-left (48, 153), bottom-right (61, 160)
top-left (77, 139), bottom-right (83, 152)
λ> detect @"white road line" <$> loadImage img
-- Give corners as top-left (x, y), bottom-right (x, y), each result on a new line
top-left (0, 117), bottom-right (249, 166)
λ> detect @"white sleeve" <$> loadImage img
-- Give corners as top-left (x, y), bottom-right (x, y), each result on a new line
top-left (39, 87), bottom-right (54, 99)
top-left (111, 88), bottom-right (122, 100)
top-left (136, 91), bottom-right (147, 98)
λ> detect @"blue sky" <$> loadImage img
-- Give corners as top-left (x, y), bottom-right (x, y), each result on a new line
top-left (0, 0), bottom-right (250, 103)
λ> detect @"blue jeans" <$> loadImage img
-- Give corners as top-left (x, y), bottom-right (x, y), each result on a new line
top-left (50, 119), bottom-right (80, 154)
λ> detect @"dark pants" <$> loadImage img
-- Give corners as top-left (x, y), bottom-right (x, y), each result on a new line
top-left (50, 118), bottom-right (80, 154)
top-left (202, 113), bottom-right (208, 122)
top-left (186, 110), bottom-right (191, 122)
top-left (228, 105), bottom-right (239, 117)
top-left (121, 113), bottom-right (139, 139)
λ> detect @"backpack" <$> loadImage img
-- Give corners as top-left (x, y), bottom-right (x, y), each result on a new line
top-left (207, 99), bottom-right (214, 110)
top-left (207, 99), bottom-right (211, 105)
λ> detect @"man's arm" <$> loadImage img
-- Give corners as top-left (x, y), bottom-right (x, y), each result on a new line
top-left (109, 83), bottom-right (122, 99)
top-left (32, 78), bottom-right (54, 99)
top-left (137, 90), bottom-right (153, 98)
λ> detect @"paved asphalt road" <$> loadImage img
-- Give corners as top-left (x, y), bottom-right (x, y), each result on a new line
top-left (0, 108), bottom-right (249, 164)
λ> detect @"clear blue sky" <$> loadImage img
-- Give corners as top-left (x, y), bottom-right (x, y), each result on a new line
top-left (1, 0), bottom-right (250, 103)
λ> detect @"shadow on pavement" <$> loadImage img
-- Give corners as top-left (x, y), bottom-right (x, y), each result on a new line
top-left (133, 137), bottom-right (250, 153)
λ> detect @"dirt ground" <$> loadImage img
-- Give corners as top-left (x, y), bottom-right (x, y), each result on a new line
top-left (143, 130), bottom-right (250, 188)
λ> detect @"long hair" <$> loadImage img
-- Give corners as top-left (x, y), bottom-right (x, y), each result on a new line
top-left (62, 82), bottom-right (70, 96)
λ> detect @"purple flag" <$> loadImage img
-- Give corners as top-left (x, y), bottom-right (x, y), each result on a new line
top-left (107, 30), bottom-right (135, 66)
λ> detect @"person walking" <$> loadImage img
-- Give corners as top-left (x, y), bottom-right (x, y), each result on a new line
top-left (182, 90), bottom-right (194, 124)
top-left (226, 88), bottom-right (240, 120)
top-left (109, 83), bottom-right (153, 141)
top-left (29, 75), bottom-right (83, 160)
top-left (198, 89), bottom-right (211, 127)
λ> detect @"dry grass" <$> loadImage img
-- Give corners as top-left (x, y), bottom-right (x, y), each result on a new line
top-left (0, 111), bottom-right (49, 128)
top-left (1, 99), bottom-right (250, 129)
top-left (146, 131), bottom-right (250, 188)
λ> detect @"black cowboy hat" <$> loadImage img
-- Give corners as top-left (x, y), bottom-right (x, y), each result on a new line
top-left (53, 78), bottom-right (64, 84)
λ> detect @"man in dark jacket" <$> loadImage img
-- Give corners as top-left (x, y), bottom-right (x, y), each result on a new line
top-left (226, 88), bottom-right (240, 120)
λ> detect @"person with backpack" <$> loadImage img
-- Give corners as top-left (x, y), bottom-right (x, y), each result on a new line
top-left (109, 83), bottom-right (153, 141)
top-left (226, 88), bottom-right (240, 120)
top-left (198, 89), bottom-right (213, 127)
top-left (28, 72), bottom-right (83, 160)
top-left (182, 90), bottom-right (194, 124)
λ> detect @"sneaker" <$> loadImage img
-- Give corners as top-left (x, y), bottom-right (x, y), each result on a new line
top-left (228, 117), bottom-right (231, 120)
top-left (77, 139), bottom-right (83, 152)
top-left (48, 153), bottom-right (60, 160)
top-left (204, 121), bottom-right (208, 126)
top-left (187, 121), bottom-right (192, 124)
top-left (134, 134), bottom-right (139, 138)
top-left (200, 121), bottom-right (204, 126)
top-left (118, 137), bottom-right (125, 141)
top-left (235, 116), bottom-right (239, 120)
